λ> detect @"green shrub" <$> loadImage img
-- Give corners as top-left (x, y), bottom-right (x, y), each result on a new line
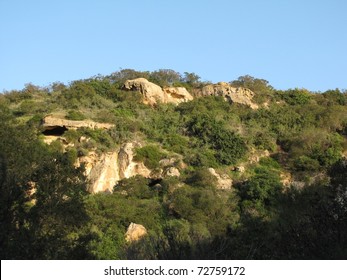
top-left (280, 88), bottom-right (311, 105)
top-left (185, 168), bottom-right (217, 189)
top-left (186, 113), bottom-right (247, 165)
top-left (134, 145), bottom-right (165, 169)
top-left (294, 155), bottom-right (320, 171)
top-left (114, 176), bottom-right (153, 199)
top-left (66, 110), bottom-right (86, 120)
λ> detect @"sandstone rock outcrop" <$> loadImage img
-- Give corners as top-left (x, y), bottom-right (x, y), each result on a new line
top-left (123, 78), bottom-right (258, 108)
top-left (42, 116), bottom-right (114, 131)
top-left (125, 223), bottom-right (147, 242)
top-left (86, 151), bottom-right (120, 193)
top-left (123, 78), bottom-right (193, 105)
top-left (200, 82), bottom-right (259, 109)
top-left (77, 142), bottom-right (152, 193)
top-left (163, 167), bottom-right (181, 177)
top-left (163, 87), bottom-right (193, 103)
top-left (208, 168), bottom-right (232, 190)
top-left (118, 142), bottom-right (151, 179)
top-left (123, 78), bottom-right (165, 105)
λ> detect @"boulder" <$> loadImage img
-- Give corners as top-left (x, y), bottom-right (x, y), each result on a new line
top-left (164, 167), bottom-right (181, 177)
top-left (125, 223), bottom-right (147, 242)
top-left (234, 165), bottom-right (246, 173)
top-left (123, 78), bottom-right (193, 105)
top-left (123, 78), bottom-right (166, 105)
top-left (201, 82), bottom-right (259, 109)
top-left (163, 87), bottom-right (194, 104)
top-left (208, 168), bottom-right (232, 190)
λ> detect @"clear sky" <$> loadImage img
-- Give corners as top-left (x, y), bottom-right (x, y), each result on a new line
top-left (0, 0), bottom-right (346, 92)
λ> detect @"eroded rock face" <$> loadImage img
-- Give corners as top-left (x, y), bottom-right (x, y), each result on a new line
top-left (201, 82), bottom-right (259, 109)
top-left (208, 168), bottom-right (232, 190)
top-left (42, 116), bottom-right (114, 131)
top-left (118, 142), bottom-right (152, 179)
top-left (86, 151), bottom-right (120, 193)
top-left (163, 87), bottom-right (194, 103)
top-left (80, 142), bottom-right (152, 193)
top-left (125, 223), bottom-right (147, 243)
top-left (123, 78), bottom-right (193, 105)
top-left (164, 167), bottom-right (181, 177)
top-left (123, 78), bottom-right (166, 105)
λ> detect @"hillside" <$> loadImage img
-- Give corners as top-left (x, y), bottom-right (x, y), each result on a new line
top-left (1, 69), bottom-right (347, 260)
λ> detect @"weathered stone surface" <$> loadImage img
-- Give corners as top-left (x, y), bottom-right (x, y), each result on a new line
top-left (163, 87), bottom-right (194, 103)
top-left (123, 78), bottom-right (193, 105)
top-left (42, 115), bottom-right (114, 131)
top-left (280, 172), bottom-right (292, 187)
top-left (234, 165), bottom-right (246, 173)
top-left (86, 151), bottom-right (120, 193)
top-left (208, 168), bottom-right (232, 190)
top-left (118, 142), bottom-right (151, 179)
top-left (125, 223), bottom-right (147, 242)
top-left (123, 78), bottom-right (166, 105)
top-left (164, 167), bottom-right (181, 177)
top-left (248, 149), bottom-right (270, 164)
top-left (80, 142), bottom-right (152, 193)
top-left (201, 82), bottom-right (259, 109)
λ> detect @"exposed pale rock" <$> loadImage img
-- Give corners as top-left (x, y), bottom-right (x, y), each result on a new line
top-left (164, 167), bottom-right (181, 177)
top-left (26, 181), bottom-right (37, 205)
top-left (208, 168), bottom-right (232, 190)
top-left (280, 172), bottom-right (292, 187)
top-left (81, 142), bottom-right (152, 193)
top-left (118, 142), bottom-right (151, 179)
top-left (159, 158), bottom-right (176, 167)
top-left (248, 149), bottom-right (270, 164)
top-left (123, 78), bottom-right (166, 105)
top-left (42, 115), bottom-right (114, 131)
top-left (163, 87), bottom-right (194, 103)
top-left (123, 78), bottom-right (193, 105)
top-left (125, 223), bottom-right (147, 243)
top-left (201, 82), bottom-right (259, 109)
top-left (78, 136), bottom-right (90, 143)
top-left (234, 165), bottom-right (246, 173)
top-left (87, 151), bottom-right (120, 193)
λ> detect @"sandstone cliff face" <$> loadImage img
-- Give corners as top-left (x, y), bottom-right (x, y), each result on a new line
top-left (41, 116), bottom-right (114, 145)
top-left (118, 142), bottom-right (151, 179)
top-left (42, 116), bottom-right (114, 131)
top-left (123, 78), bottom-right (258, 108)
top-left (85, 151), bottom-right (120, 193)
top-left (123, 78), bottom-right (193, 105)
top-left (200, 82), bottom-right (259, 109)
top-left (78, 142), bottom-right (152, 193)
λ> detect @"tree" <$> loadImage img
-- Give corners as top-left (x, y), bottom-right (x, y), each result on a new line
top-left (231, 75), bottom-right (273, 94)
top-left (182, 72), bottom-right (201, 86)
top-left (150, 69), bottom-right (182, 87)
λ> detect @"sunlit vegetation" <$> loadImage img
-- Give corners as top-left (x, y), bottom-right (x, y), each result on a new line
top-left (1, 69), bottom-right (347, 259)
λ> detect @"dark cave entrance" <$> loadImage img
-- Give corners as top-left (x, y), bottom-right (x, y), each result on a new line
top-left (42, 126), bottom-right (68, 136)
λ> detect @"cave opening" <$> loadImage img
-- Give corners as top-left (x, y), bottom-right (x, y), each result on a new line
top-left (42, 126), bottom-right (68, 136)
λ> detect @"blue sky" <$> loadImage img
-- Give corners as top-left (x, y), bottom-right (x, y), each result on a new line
top-left (0, 0), bottom-right (346, 92)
